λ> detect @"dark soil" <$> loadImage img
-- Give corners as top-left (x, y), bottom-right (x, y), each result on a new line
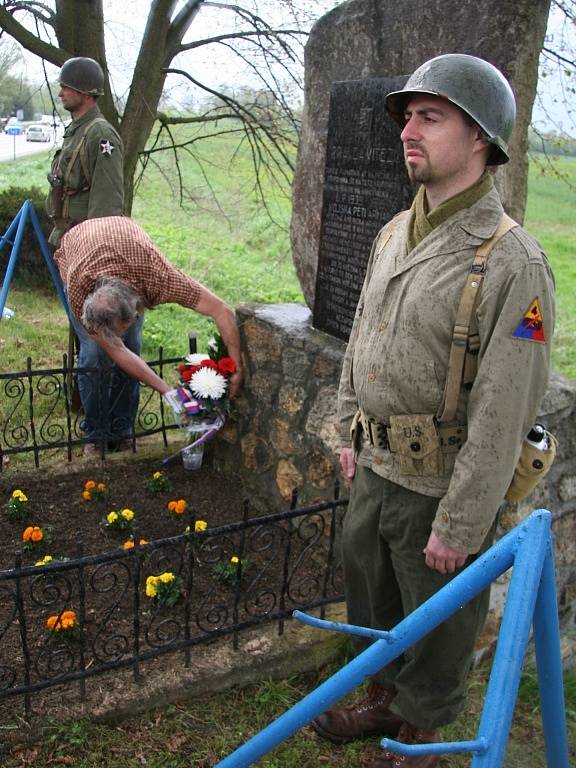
top-left (0, 450), bottom-right (248, 568)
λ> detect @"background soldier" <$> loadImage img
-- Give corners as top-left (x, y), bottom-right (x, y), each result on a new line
top-left (46, 57), bottom-right (130, 452)
top-left (46, 56), bottom-right (124, 246)
top-left (311, 55), bottom-right (555, 768)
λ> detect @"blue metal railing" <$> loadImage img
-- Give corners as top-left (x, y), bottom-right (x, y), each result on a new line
top-left (0, 199), bottom-right (71, 320)
top-left (216, 509), bottom-right (569, 767)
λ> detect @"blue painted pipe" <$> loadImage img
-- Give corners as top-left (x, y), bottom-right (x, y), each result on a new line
top-left (0, 202), bottom-right (27, 317)
top-left (215, 512), bottom-right (538, 767)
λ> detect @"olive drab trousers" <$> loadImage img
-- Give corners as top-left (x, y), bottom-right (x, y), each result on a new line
top-left (342, 465), bottom-right (492, 729)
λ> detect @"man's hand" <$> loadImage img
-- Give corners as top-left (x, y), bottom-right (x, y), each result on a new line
top-left (340, 447), bottom-right (356, 487)
top-left (423, 532), bottom-right (467, 574)
top-left (162, 389), bottom-right (184, 417)
top-left (228, 368), bottom-right (243, 399)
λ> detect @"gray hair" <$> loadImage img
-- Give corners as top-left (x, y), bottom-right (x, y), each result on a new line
top-left (82, 278), bottom-right (145, 339)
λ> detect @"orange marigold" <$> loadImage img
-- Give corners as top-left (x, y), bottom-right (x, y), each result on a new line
top-left (168, 499), bottom-right (187, 515)
top-left (122, 540), bottom-right (135, 550)
top-left (82, 491), bottom-right (93, 501)
top-left (47, 610), bottom-right (77, 632)
top-left (97, 483), bottom-right (106, 492)
top-left (22, 526), bottom-right (34, 541)
top-left (31, 527), bottom-right (43, 542)
top-left (84, 480), bottom-right (96, 490)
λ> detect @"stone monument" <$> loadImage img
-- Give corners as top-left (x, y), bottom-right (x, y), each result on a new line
top-left (291, 0), bottom-right (552, 308)
top-left (312, 76), bottom-right (413, 340)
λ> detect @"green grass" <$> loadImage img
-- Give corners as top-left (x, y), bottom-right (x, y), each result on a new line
top-left (525, 154), bottom-right (576, 378)
top-left (0, 144), bottom-right (573, 377)
top-left (3, 655), bottom-right (574, 767)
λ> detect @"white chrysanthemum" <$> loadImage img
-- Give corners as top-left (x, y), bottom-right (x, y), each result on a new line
top-left (190, 368), bottom-right (227, 400)
top-left (185, 353), bottom-right (211, 365)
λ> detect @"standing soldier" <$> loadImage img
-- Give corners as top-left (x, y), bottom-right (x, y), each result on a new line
top-left (46, 56), bottom-right (128, 453)
top-left (46, 56), bottom-right (124, 246)
top-left (311, 54), bottom-right (555, 767)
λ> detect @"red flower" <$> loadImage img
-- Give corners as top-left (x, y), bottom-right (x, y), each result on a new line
top-left (181, 368), bottom-right (193, 382)
top-left (217, 357), bottom-right (237, 376)
top-left (200, 359), bottom-right (219, 371)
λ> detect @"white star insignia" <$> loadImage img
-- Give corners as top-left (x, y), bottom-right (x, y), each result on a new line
top-left (100, 140), bottom-right (114, 156)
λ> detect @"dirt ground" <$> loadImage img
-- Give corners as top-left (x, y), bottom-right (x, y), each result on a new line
top-left (0, 444), bottom-right (248, 568)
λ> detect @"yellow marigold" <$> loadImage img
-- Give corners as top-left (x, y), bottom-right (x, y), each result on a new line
top-left (145, 576), bottom-right (158, 598)
top-left (84, 480), bottom-right (96, 490)
top-left (230, 556), bottom-right (240, 565)
top-left (195, 520), bottom-right (207, 533)
top-left (82, 491), bottom-right (93, 501)
top-left (35, 555), bottom-right (53, 566)
top-left (12, 489), bottom-right (27, 501)
top-left (106, 511), bottom-right (118, 524)
top-left (122, 540), bottom-right (135, 550)
top-left (121, 508), bottom-right (134, 521)
top-left (153, 471), bottom-right (162, 479)
top-left (159, 572), bottom-right (175, 584)
top-left (97, 483), bottom-right (106, 492)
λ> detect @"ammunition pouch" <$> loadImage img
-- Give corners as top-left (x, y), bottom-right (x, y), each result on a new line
top-left (356, 410), bottom-right (467, 477)
top-left (388, 414), bottom-right (444, 476)
top-left (505, 431), bottom-right (558, 503)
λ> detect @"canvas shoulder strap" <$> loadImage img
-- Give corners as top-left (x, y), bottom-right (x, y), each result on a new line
top-left (63, 117), bottom-right (108, 189)
top-left (436, 213), bottom-right (517, 424)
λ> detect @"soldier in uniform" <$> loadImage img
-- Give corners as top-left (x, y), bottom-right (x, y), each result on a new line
top-left (46, 56), bottom-right (124, 247)
top-left (46, 57), bottom-right (130, 452)
top-left (311, 55), bottom-right (555, 768)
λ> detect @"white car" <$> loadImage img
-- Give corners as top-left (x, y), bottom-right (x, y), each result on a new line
top-left (26, 124), bottom-right (52, 142)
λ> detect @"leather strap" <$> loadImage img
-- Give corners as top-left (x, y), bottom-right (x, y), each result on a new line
top-left (436, 213), bottom-right (517, 424)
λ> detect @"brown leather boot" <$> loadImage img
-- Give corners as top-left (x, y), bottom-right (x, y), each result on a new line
top-left (311, 683), bottom-right (404, 744)
top-left (363, 721), bottom-right (440, 767)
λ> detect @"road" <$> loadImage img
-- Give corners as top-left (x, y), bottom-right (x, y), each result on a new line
top-left (0, 130), bottom-right (60, 162)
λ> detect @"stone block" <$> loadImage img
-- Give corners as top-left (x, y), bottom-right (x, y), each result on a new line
top-left (276, 459), bottom-right (303, 500)
top-left (241, 433), bottom-right (273, 473)
top-left (559, 474), bottom-right (576, 503)
top-left (270, 418), bottom-right (297, 456)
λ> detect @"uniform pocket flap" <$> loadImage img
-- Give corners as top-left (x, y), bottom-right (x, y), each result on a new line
top-left (387, 414), bottom-right (441, 459)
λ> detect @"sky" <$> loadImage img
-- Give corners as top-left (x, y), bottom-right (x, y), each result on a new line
top-left (11, 0), bottom-right (576, 138)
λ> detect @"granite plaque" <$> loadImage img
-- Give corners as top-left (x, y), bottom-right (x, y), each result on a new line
top-left (312, 77), bottom-right (414, 341)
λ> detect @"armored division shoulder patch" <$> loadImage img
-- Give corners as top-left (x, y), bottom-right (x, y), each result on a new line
top-left (512, 297), bottom-right (546, 343)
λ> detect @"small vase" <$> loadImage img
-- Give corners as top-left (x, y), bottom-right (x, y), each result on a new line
top-left (182, 443), bottom-right (204, 470)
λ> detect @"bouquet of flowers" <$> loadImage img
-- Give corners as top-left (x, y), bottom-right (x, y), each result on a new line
top-left (164, 335), bottom-right (237, 452)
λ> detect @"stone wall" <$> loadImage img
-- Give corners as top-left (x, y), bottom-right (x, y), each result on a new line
top-left (216, 303), bottom-right (576, 636)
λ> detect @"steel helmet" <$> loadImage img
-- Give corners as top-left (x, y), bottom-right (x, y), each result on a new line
top-left (385, 54), bottom-right (516, 165)
top-left (59, 57), bottom-right (105, 97)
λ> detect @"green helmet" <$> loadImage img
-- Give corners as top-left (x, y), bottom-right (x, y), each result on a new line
top-left (385, 54), bottom-right (516, 165)
top-left (59, 57), bottom-right (105, 97)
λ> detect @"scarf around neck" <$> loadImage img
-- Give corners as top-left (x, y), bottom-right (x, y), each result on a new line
top-left (407, 172), bottom-right (494, 253)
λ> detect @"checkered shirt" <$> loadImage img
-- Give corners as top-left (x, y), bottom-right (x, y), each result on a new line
top-left (54, 216), bottom-right (202, 321)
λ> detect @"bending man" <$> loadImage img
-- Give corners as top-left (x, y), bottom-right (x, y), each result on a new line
top-left (54, 216), bottom-right (242, 452)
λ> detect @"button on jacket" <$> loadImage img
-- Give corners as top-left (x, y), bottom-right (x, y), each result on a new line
top-left (338, 186), bottom-right (555, 553)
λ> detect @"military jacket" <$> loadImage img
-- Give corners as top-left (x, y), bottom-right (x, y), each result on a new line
top-left (338, 186), bottom-right (555, 553)
top-left (46, 106), bottom-right (124, 246)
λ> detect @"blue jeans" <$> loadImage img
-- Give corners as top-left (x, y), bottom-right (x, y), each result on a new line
top-left (69, 311), bottom-right (144, 442)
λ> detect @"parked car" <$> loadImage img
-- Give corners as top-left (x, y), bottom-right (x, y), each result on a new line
top-left (26, 124), bottom-right (52, 142)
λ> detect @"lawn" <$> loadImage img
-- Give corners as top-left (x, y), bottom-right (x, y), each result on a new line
top-left (0, 146), bottom-right (573, 377)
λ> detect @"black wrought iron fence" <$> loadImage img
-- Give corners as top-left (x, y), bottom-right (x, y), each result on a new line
top-left (0, 348), bottom-right (183, 468)
top-left (0, 487), bottom-right (347, 715)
